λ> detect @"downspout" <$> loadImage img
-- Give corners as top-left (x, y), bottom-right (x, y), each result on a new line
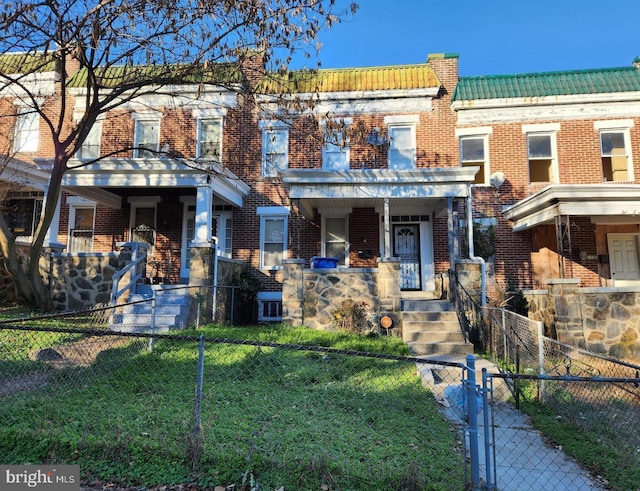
top-left (211, 237), bottom-right (219, 322)
top-left (466, 185), bottom-right (486, 307)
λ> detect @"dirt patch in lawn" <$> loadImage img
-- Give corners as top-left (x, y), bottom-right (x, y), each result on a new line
top-left (0, 335), bottom-right (132, 397)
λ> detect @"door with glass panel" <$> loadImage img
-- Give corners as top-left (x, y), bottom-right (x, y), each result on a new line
top-left (393, 224), bottom-right (421, 290)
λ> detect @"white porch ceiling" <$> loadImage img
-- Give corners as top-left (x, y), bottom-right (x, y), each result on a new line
top-left (282, 167), bottom-right (477, 218)
top-left (503, 184), bottom-right (640, 231)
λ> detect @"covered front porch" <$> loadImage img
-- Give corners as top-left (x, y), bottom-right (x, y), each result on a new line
top-left (503, 184), bottom-right (640, 288)
top-left (49, 158), bottom-right (250, 284)
top-left (281, 167), bottom-right (479, 327)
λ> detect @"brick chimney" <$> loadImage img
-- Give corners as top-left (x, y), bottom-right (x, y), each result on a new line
top-left (238, 49), bottom-right (266, 91)
top-left (426, 53), bottom-right (459, 96)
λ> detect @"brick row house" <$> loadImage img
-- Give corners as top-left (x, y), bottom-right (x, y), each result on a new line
top-left (3, 51), bottom-right (640, 353)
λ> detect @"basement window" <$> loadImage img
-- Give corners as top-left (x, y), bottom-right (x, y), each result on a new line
top-left (257, 292), bottom-right (282, 322)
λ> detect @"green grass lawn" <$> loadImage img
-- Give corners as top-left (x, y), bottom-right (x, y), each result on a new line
top-left (0, 323), bottom-right (466, 490)
top-left (519, 381), bottom-right (640, 491)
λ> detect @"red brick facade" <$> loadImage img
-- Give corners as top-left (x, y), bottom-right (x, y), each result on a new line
top-left (5, 52), bottom-right (640, 309)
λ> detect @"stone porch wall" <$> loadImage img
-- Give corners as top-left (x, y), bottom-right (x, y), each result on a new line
top-left (525, 279), bottom-right (640, 359)
top-left (282, 258), bottom-right (401, 330)
top-left (50, 252), bottom-right (125, 311)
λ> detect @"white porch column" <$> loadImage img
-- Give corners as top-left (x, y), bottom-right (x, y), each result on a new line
top-left (191, 184), bottom-right (213, 247)
top-left (383, 197), bottom-right (391, 259)
top-left (42, 186), bottom-right (64, 249)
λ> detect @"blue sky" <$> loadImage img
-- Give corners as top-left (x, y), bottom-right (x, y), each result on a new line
top-left (304, 0), bottom-right (640, 77)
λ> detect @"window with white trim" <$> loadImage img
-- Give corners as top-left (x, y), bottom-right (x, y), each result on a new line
top-left (197, 118), bottom-right (222, 160)
top-left (322, 119), bottom-right (351, 170)
top-left (385, 115), bottom-right (419, 170)
top-left (13, 108), bottom-right (39, 153)
top-left (322, 214), bottom-right (349, 266)
top-left (257, 292), bottom-right (283, 322)
top-left (261, 124), bottom-right (289, 177)
top-left (77, 122), bottom-right (102, 160)
top-left (595, 121), bottom-right (634, 182)
top-left (457, 127), bottom-right (492, 185)
top-left (388, 124), bottom-right (416, 169)
top-left (523, 124), bottom-right (559, 184)
top-left (258, 207), bottom-right (289, 269)
top-left (133, 118), bottom-right (160, 158)
top-left (3, 195), bottom-right (43, 238)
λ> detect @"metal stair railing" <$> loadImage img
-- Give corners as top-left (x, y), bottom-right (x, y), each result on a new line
top-left (110, 242), bottom-right (148, 307)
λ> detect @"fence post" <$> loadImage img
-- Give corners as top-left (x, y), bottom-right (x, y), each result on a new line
top-left (482, 368), bottom-right (496, 491)
top-left (196, 287), bottom-right (201, 330)
top-left (190, 334), bottom-right (205, 469)
top-left (465, 354), bottom-right (481, 491)
top-left (149, 290), bottom-right (157, 352)
top-left (501, 310), bottom-right (507, 361)
top-left (537, 321), bottom-right (545, 402)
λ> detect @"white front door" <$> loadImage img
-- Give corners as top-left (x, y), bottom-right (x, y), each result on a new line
top-left (181, 205), bottom-right (195, 279)
top-left (394, 224), bottom-right (421, 290)
top-left (608, 234), bottom-right (640, 285)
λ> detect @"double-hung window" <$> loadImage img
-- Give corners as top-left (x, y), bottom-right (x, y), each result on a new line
top-left (3, 196), bottom-right (43, 238)
top-left (133, 117), bottom-right (160, 158)
top-left (261, 122), bottom-right (289, 177)
top-left (322, 119), bottom-right (351, 170)
top-left (13, 107), bottom-right (39, 153)
top-left (523, 124), bottom-right (560, 183)
top-left (197, 118), bottom-right (222, 160)
top-left (321, 209), bottom-right (349, 266)
top-left (457, 127), bottom-right (492, 185)
top-left (77, 122), bottom-right (102, 160)
top-left (386, 115), bottom-right (419, 169)
top-left (595, 120), bottom-right (634, 182)
top-left (258, 206), bottom-right (289, 269)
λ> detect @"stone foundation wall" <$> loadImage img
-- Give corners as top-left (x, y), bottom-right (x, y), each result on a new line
top-left (282, 258), bottom-right (401, 330)
top-left (525, 279), bottom-right (640, 359)
top-left (50, 252), bottom-right (125, 311)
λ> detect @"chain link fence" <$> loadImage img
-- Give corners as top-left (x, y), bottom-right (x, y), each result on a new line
top-left (0, 312), bottom-right (469, 490)
top-left (479, 307), bottom-right (640, 491)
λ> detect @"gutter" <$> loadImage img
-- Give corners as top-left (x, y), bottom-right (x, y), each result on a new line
top-left (466, 185), bottom-right (486, 307)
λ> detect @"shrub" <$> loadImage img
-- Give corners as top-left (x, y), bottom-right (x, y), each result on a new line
top-left (332, 299), bottom-right (377, 335)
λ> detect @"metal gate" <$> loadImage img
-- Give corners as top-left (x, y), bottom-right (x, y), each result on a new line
top-left (393, 224), bottom-right (420, 290)
top-left (463, 359), bottom-right (636, 491)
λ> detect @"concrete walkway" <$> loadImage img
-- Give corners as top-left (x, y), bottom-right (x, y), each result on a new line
top-left (417, 355), bottom-right (607, 491)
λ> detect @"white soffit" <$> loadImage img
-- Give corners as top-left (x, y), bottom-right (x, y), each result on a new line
top-left (504, 184), bottom-right (640, 231)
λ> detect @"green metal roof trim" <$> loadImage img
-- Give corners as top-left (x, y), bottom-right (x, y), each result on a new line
top-left (67, 62), bottom-right (244, 88)
top-left (257, 63), bottom-right (442, 94)
top-left (0, 52), bottom-right (58, 74)
top-left (453, 66), bottom-right (640, 101)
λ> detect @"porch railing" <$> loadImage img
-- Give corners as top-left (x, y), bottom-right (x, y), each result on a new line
top-left (449, 268), bottom-right (482, 345)
top-left (110, 242), bottom-right (148, 306)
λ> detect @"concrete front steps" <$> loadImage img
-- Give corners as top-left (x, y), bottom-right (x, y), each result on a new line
top-left (401, 297), bottom-right (473, 357)
top-left (416, 354), bottom-right (513, 405)
top-left (109, 284), bottom-right (190, 333)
